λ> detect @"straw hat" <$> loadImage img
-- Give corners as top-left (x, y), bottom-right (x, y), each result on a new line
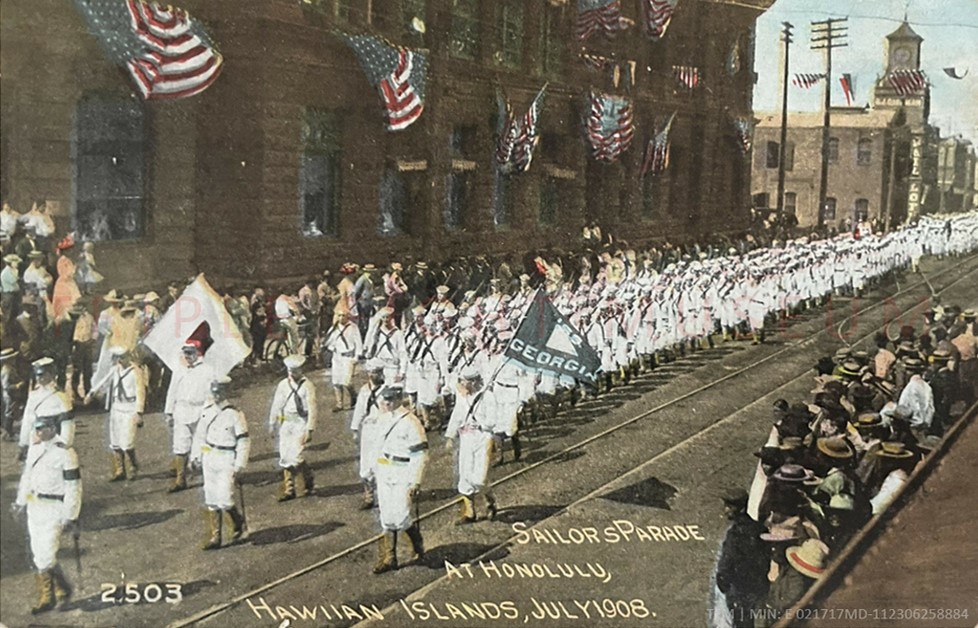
top-left (786, 539), bottom-right (830, 579)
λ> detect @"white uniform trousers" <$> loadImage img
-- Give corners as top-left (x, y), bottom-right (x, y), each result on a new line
top-left (108, 403), bottom-right (138, 450)
top-left (358, 419), bottom-right (381, 482)
top-left (416, 366), bottom-right (441, 407)
top-left (456, 427), bottom-right (493, 496)
top-left (331, 355), bottom-right (356, 386)
top-left (490, 384), bottom-right (521, 437)
top-left (375, 457), bottom-right (415, 532)
top-left (201, 447), bottom-right (236, 510)
top-left (172, 401), bottom-right (203, 455)
top-left (27, 497), bottom-right (64, 571)
top-left (276, 415), bottom-right (309, 468)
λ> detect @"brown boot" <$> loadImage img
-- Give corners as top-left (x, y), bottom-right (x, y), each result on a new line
top-left (225, 506), bottom-right (248, 543)
top-left (168, 454), bottom-right (188, 492)
top-left (124, 449), bottom-right (138, 480)
top-left (296, 462), bottom-right (315, 497)
top-left (278, 467), bottom-right (296, 502)
top-left (50, 564), bottom-right (73, 606)
top-left (454, 495), bottom-right (476, 525)
top-left (202, 509), bottom-right (222, 550)
top-left (372, 531), bottom-right (398, 574)
top-left (404, 523), bottom-right (425, 562)
top-left (484, 491), bottom-right (498, 521)
top-left (332, 388), bottom-right (344, 412)
top-left (31, 571), bottom-right (56, 615)
top-left (109, 449), bottom-right (125, 482)
top-left (359, 481), bottom-right (375, 510)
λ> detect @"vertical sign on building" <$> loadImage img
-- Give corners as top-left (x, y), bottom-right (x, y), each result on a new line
top-left (908, 133), bottom-right (924, 219)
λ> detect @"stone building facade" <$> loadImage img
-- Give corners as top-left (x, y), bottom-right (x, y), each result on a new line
top-left (1, 0), bottom-right (773, 288)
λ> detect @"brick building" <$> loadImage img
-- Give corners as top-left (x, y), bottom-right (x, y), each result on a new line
top-left (751, 20), bottom-right (941, 230)
top-left (1, 0), bottom-right (773, 288)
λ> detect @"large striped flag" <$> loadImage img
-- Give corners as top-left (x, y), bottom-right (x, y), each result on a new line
top-left (839, 73), bottom-right (855, 105)
top-left (887, 69), bottom-right (927, 96)
top-left (496, 84), bottom-right (548, 174)
top-left (732, 117), bottom-right (754, 154)
top-left (640, 111), bottom-right (677, 177)
top-left (577, 0), bottom-right (631, 41)
top-left (73, 0), bottom-right (224, 100)
top-left (642, 0), bottom-right (679, 40)
top-left (586, 92), bottom-right (634, 162)
top-left (342, 34), bottom-right (428, 131)
top-left (792, 73), bottom-right (825, 89)
top-left (672, 65), bottom-right (700, 89)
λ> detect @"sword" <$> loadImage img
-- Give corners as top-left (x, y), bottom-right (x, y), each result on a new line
top-left (72, 520), bottom-right (83, 584)
top-left (237, 476), bottom-right (248, 525)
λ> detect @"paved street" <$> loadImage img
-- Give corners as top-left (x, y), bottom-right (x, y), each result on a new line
top-left (1, 255), bottom-right (976, 628)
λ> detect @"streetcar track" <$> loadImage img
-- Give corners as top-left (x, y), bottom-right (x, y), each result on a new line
top-left (358, 259), bottom-right (978, 626)
top-left (170, 256), bottom-right (978, 627)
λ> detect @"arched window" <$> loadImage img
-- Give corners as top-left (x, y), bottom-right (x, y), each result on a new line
top-left (74, 94), bottom-right (146, 242)
top-left (857, 138), bottom-right (873, 165)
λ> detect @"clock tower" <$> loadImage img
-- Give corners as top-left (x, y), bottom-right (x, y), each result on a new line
top-left (873, 20), bottom-right (928, 122)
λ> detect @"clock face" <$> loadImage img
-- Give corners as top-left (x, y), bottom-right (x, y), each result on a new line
top-left (892, 46), bottom-right (912, 65)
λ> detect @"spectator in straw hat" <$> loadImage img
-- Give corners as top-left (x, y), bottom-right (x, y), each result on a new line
top-left (868, 442), bottom-right (916, 515)
top-left (949, 321), bottom-right (978, 406)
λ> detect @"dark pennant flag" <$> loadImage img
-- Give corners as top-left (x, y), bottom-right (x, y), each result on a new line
top-left (73, 0), bottom-right (224, 100)
top-left (840, 73), bottom-right (855, 105)
top-left (505, 291), bottom-right (601, 383)
top-left (342, 34), bottom-right (428, 131)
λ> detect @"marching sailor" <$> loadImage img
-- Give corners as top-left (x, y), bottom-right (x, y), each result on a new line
top-left (267, 354), bottom-right (317, 501)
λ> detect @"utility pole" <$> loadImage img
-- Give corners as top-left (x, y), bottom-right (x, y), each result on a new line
top-left (811, 17), bottom-right (847, 229)
top-left (775, 22), bottom-right (793, 233)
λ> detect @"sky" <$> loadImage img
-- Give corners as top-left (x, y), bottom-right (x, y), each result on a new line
top-left (753, 0), bottom-right (978, 142)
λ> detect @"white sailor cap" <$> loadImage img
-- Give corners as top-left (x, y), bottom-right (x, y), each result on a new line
top-left (283, 354), bottom-right (307, 370)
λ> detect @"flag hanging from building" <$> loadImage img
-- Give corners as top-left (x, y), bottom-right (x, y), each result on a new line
top-left (341, 33), bottom-right (428, 131)
top-left (839, 73), bottom-right (855, 105)
top-left (732, 116), bottom-right (754, 154)
top-left (942, 67), bottom-right (968, 80)
top-left (640, 111), bottom-right (677, 177)
top-left (792, 73), bottom-right (825, 89)
top-left (496, 84), bottom-right (548, 174)
top-left (505, 290), bottom-right (601, 383)
top-left (672, 65), bottom-right (700, 89)
top-left (727, 39), bottom-right (742, 76)
top-left (642, 0), bottom-right (679, 40)
top-left (586, 91), bottom-right (634, 162)
top-left (143, 275), bottom-right (251, 377)
top-left (887, 69), bottom-right (927, 96)
top-left (73, 0), bottom-right (224, 100)
top-left (577, 0), bottom-right (631, 41)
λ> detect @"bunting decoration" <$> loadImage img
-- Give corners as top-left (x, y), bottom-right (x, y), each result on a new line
top-left (73, 0), bottom-right (224, 100)
top-left (642, 0), bottom-right (679, 41)
top-left (942, 67), bottom-right (968, 80)
top-left (495, 84), bottom-right (548, 174)
top-left (732, 117), bottom-right (754, 154)
top-left (585, 91), bottom-right (634, 163)
top-left (792, 73), bottom-right (825, 89)
top-left (672, 65), bottom-right (700, 90)
top-left (727, 40), bottom-right (742, 76)
top-left (640, 112), bottom-right (677, 177)
top-left (577, 0), bottom-right (631, 41)
top-left (887, 69), bottom-right (927, 96)
top-left (341, 33), bottom-right (428, 131)
top-left (839, 73), bottom-right (855, 105)
top-left (580, 51), bottom-right (612, 71)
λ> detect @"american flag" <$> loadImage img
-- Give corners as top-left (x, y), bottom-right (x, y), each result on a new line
top-left (640, 111), bottom-right (677, 177)
top-left (586, 92), bottom-right (634, 162)
top-left (342, 34), bottom-right (428, 131)
top-left (672, 65), bottom-right (700, 89)
top-left (791, 73), bottom-right (825, 89)
top-left (839, 73), bottom-right (855, 105)
top-left (577, 0), bottom-right (630, 41)
top-left (732, 117), bottom-right (754, 154)
top-left (496, 84), bottom-right (548, 174)
top-left (73, 0), bottom-right (223, 100)
top-left (887, 69), bottom-right (927, 96)
top-left (642, 0), bottom-right (679, 40)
